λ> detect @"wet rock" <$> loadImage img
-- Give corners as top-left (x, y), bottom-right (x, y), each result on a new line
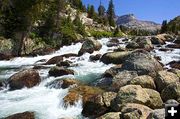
top-left (89, 54), bottom-right (102, 61)
top-left (112, 85), bottom-right (150, 111)
top-left (155, 70), bottom-right (179, 92)
top-left (174, 37), bottom-right (180, 44)
top-left (56, 60), bottom-right (72, 67)
top-left (144, 88), bottom-right (163, 109)
top-left (168, 60), bottom-right (180, 69)
top-left (46, 78), bottom-right (81, 89)
top-left (0, 53), bottom-right (12, 60)
top-left (121, 103), bottom-right (152, 119)
top-left (147, 109), bottom-right (165, 119)
top-left (126, 37), bottom-right (154, 51)
top-left (78, 37), bottom-right (102, 56)
top-left (106, 38), bottom-right (119, 47)
top-left (150, 36), bottom-right (165, 45)
top-left (129, 75), bottom-right (156, 89)
top-left (63, 85), bottom-right (104, 106)
top-left (111, 70), bottom-right (138, 91)
top-left (33, 65), bottom-right (49, 69)
top-left (166, 44), bottom-right (180, 49)
top-left (121, 49), bottom-right (163, 77)
top-left (103, 65), bottom-right (122, 77)
top-left (48, 66), bottom-right (74, 77)
top-left (100, 51), bottom-right (131, 64)
top-left (161, 82), bottom-right (180, 102)
top-left (4, 111), bottom-right (35, 119)
top-left (113, 47), bottom-right (126, 52)
top-left (159, 48), bottom-right (173, 52)
top-left (8, 69), bottom-right (41, 90)
top-left (45, 56), bottom-right (63, 65)
top-left (34, 59), bottom-right (47, 64)
top-left (97, 112), bottom-right (121, 119)
top-left (61, 53), bottom-right (78, 58)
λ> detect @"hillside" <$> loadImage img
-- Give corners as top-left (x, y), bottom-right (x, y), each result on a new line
top-left (116, 14), bottom-right (161, 33)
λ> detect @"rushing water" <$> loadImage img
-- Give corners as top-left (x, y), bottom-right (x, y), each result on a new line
top-left (0, 38), bottom-right (179, 118)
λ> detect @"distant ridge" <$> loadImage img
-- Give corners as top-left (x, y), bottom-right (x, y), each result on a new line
top-left (116, 14), bottom-right (161, 32)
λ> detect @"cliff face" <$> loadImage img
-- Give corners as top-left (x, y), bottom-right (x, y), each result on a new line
top-left (116, 14), bottom-right (161, 32)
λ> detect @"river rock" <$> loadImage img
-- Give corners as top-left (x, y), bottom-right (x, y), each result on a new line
top-left (78, 37), bottom-right (102, 56)
top-left (8, 69), bottom-right (41, 90)
top-left (168, 60), bottom-right (180, 69)
top-left (144, 88), bottom-right (163, 109)
top-left (147, 109), bottom-right (165, 119)
top-left (63, 85), bottom-right (104, 106)
top-left (106, 38), bottom-right (119, 47)
top-left (4, 111), bottom-right (35, 119)
top-left (100, 51), bottom-right (131, 64)
top-left (165, 99), bottom-right (179, 105)
top-left (112, 85), bottom-right (150, 111)
top-left (103, 65), bottom-right (122, 77)
top-left (126, 37), bottom-right (154, 51)
top-left (174, 37), bottom-right (180, 44)
top-left (0, 53), bottom-right (12, 60)
top-left (45, 56), bottom-right (63, 65)
top-left (89, 54), bottom-right (102, 61)
top-left (161, 82), bottom-right (180, 102)
top-left (129, 75), bottom-right (156, 89)
top-left (121, 103), bottom-right (152, 119)
top-left (97, 112), bottom-right (121, 119)
top-left (56, 60), bottom-right (72, 67)
top-left (29, 47), bottom-right (55, 56)
top-left (155, 70), bottom-right (179, 92)
top-left (166, 44), bottom-right (180, 49)
top-left (111, 70), bottom-right (138, 91)
top-left (150, 36), bottom-right (165, 45)
top-left (121, 49), bottom-right (163, 76)
top-left (48, 66), bottom-right (74, 77)
top-left (46, 78), bottom-right (81, 89)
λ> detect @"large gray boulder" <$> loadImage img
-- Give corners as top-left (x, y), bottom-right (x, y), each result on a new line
top-left (155, 70), bottom-right (179, 92)
top-left (121, 50), bottom-right (163, 76)
top-left (100, 51), bottom-right (131, 64)
top-left (78, 37), bottom-right (102, 56)
top-left (8, 69), bottom-right (41, 90)
top-left (147, 109), bottom-right (165, 119)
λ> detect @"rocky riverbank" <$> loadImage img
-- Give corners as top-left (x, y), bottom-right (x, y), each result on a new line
top-left (0, 35), bottom-right (179, 119)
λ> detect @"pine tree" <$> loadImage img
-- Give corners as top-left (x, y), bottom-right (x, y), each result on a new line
top-left (88, 5), bottom-right (95, 19)
top-left (161, 20), bottom-right (168, 33)
top-left (107, 0), bottom-right (115, 27)
top-left (98, 1), bottom-right (105, 17)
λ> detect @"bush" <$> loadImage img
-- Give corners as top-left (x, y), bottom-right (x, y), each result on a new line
top-left (89, 30), bottom-right (113, 38)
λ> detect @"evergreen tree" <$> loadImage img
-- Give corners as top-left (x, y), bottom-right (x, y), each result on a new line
top-left (98, 2), bottom-right (105, 16)
top-left (161, 20), bottom-right (168, 33)
top-left (88, 5), bottom-right (95, 19)
top-left (107, 0), bottom-right (115, 27)
top-left (73, 14), bottom-right (86, 36)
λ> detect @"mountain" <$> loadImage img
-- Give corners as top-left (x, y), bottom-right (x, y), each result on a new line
top-left (116, 14), bottom-right (161, 32)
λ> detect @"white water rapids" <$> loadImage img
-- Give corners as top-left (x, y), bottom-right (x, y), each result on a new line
top-left (0, 38), bottom-right (179, 118)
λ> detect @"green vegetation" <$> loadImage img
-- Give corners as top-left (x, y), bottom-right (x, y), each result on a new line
top-left (107, 0), bottom-right (115, 27)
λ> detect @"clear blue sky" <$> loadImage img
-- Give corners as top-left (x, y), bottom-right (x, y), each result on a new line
top-left (82, 0), bottom-right (180, 23)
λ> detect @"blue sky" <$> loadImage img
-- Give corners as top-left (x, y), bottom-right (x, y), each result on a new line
top-left (82, 0), bottom-right (180, 23)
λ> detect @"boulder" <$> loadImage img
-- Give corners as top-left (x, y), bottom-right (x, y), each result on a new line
top-left (89, 54), bottom-right (102, 61)
top-left (48, 66), bottom-right (74, 77)
top-left (129, 75), bottom-right (156, 89)
top-left (114, 47), bottom-right (126, 52)
top-left (106, 38), bottom-right (119, 47)
top-left (45, 56), bottom-right (63, 65)
top-left (156, 34), bottom-right (174, 42)
top-left (112, 85), bottom-right (150, 111)
top-left (150, 36), bottom-right (165, 45)
top-left (111, 70), bottom-right (138, 91)
top-left (155, 70), bottom-right (179, 92)
top-left (46, 78), bottom-right (81, 89)
top-left (121, 50), bottom-right (163, 76)
top-left (4, 112), bottom-right (35, 119)
top-left (8, 69), bottom-right (41, 90)
top-left (144, 88), bottom-right (163, 109)
top-left (82, 92), bottom-right (117, 118)
top-left (63, 85), bottom-right (104, 106)
top-left (103, 65), bottom-right (122, 77)
top-left (126, 37), bottom-right (154, 51)
top-left (168, 60), bottom-right (180, 69)
top-left (29, 47), bottom-right (55, 56)
top-left (121, 103), bottom-right (152, 119)
top-left (166, 44), bottom-right (180, 49)
top-left (100, 51), bottom-right (131, 64)
top-left (0, 53), bottom-right (12, 60)
top-left (168, 69), bottom-right (180, 78)
top-left (161, 82), bottom-right (180, 102)
top-left (56, 60), bottom-right (72, 67)
top-left (97, 112), bottom-right (121, 119)
top-left (174, 37), bottom-right (180, 44)
top-left (78, 37), bottom-right (102, 56)
top-left (147, 109), bottom-right (165, 119)
top-left (165, 99), bottom-right (179, 105)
